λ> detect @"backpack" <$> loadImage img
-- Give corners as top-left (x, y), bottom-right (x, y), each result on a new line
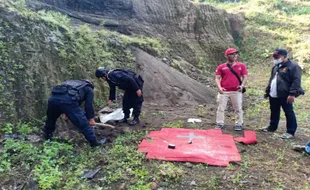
top-left (111, 69), bottom-right (144, 88)
top-left (52, 80), bottom-right (94, 101)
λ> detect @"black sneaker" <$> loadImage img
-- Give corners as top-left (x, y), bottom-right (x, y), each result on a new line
top-left (215, 124), bottom-right (224, 129)
top-left (259, 126), bottom-right (275, 132)
top-left (44, 133), bottom-right (53, 140)
top-left (234, 125), bottom-right (243, 131)
top-left (119, 117), bottom-right (128, 123)
top-left (91, 138), bottom-right (108, 147)
top-left (129, 118), bottom-right (140, 126)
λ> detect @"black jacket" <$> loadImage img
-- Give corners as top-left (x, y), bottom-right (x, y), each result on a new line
top-left (107, 69), bottom-right (143, 101)
top-left (266, 59), bottom-right (302, 98)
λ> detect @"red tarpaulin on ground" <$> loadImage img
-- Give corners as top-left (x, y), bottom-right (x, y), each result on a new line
top-left (138, 128), bottom-right (241, 166)
top-left (234, 130), bottom-right (257, 145)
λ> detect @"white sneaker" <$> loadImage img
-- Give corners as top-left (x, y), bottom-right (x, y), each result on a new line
top-left (280, 133), bottom-right (294, 139)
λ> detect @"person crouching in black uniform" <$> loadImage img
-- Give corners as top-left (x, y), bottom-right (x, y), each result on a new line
top-left (95, 67), bottom-right (144, 126)
top-left (44, 79), bottom-right (104, 147)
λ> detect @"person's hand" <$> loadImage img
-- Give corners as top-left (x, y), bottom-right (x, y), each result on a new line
top-left (136, 89), bottom-right (142, 97)
top-left (264, 94), bottom-right (269, 99)
top-left (218, 87), bottom-right (226, 94)
top-left (287, 96), bottom-right (295, 104)
top-left (237, 85), bottom-right (243, 92)
top-left (89, 118), bottom-right (96, 126)
top-left (61, 114), bottom-right (68, 120)
top-left (106, 100), bottom-right (112, 106)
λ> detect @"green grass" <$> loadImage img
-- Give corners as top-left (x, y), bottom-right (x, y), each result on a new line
top-left (0, 139), bottom-right (101, 189)
top-left (163, 120), bottom-right (184, 128)
top-left (0, 126), bottom-right (184, 189)
top-left (198, 0), bottom-right (310, 69)
top-left (0, 122), bottom-right (40, 135)
top-left (196, 0), bottom-right (310, 131)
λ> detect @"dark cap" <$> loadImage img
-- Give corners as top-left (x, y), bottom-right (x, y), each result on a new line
top-left (273, 48), bottom-right (288, 59)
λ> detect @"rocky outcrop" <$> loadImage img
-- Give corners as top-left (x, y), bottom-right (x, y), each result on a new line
top-left (133, 47), bottom-right (215, 106)
top-left (0, 0), bottom-right (242, 122)
top-left (0, 3), bottom-right (65, 122)
top-left (0, 1), bottom-right (218, 122)
top-left (0, 2), bottom-right (131, 122)
top-left (228, 12), bottom-right (245, 43)
top-left (29, 0), bottom-right (239, 69)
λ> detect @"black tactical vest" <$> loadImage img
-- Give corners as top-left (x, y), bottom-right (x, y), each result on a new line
top-left (109, 69), bottom-right (144, 88)
top-left (52, 80), bottom-right (94, 101)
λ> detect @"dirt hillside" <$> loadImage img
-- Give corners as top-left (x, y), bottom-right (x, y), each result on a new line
top-left (133, 47), bottom-right (216, 106)
top-left (29, 0), bottom-right (239, 69)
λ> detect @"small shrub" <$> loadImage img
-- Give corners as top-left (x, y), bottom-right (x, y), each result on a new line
top-left (0, 123), bottom-right (13, 134)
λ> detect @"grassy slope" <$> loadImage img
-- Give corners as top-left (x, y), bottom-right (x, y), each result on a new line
top-left (0, 0), bottom-right (168, 121)
top-left (193, 0), bottom-right (310, 126)
top-left (219, 0), bottom-right (310, 128)
top-left (2, 0), bottom-right (310, 189)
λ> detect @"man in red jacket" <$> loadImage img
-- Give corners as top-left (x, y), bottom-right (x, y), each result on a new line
top-left (215, 48), bottom-right (248, 131)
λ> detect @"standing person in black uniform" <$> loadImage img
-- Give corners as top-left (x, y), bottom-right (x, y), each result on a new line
top-left (44, 79), bottom-right (103, 147)
top-left (95, 67), bottom-right (144, 126)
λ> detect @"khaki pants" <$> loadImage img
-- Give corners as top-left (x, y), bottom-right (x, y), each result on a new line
top-left (216, 91), bottom-right (243, 126)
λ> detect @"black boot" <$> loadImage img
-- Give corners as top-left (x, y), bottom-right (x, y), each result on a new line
top-left (129, 117), bottom-right (140, 126)
top-left (42, 125), bottom-right (53, 140)
top-left (44, 133), bottom-right (53, 140)
top-left (119, 116), bottom-right (129, 123)
top-left (90, 138), bottom-right (108, 147)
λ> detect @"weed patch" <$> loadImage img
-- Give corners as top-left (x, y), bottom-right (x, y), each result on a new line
top-left (163, 120), bottom-right (184, 128)
top-left (100, 130), bottom-right (183, 189)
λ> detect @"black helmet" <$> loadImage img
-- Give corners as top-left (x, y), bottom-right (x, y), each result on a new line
top-left (95, 67), bottom-right (108, 78)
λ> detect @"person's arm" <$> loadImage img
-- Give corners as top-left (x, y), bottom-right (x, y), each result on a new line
top-left (289, 65), bottom-right (302, 96)
top-left (124, 75), bottom-right (140, 91)
top-left (287, 65), bottom-right (302, 104)
top-left (240, 64), bottom-right (248, 87)
top-left (215, 75), bottom-right (225, 94)
top-left (109, 82), bottom-right (116, 101)
top-left (122, 74), bottom-right (142, 96)
top-left (215, 75), bottom-right (221, 89)
top-left (265, 66), bottom-right (275, 97)
top-left (215, 65), bottom-right (225, 94)
top-left (241, 75), bottom-right (248, 87)
top-left (84, 86), bottom-right (95, 120)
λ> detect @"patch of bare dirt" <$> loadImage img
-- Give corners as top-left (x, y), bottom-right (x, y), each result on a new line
top-left (47, 94), bottom-right (310, 190)
top-left (102, 101), bottom-right (310, 190)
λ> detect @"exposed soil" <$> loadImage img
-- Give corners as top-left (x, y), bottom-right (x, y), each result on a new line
top-left (6, 93), bottom-right (310, 190)
top-left (84, 101), bottom-right (310, 190)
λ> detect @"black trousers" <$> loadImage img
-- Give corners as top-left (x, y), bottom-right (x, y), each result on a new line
top-left (269, 97), bottom-right (297, 135)
top-left (122, 91), bottom-right (143, 118)
top-left (123, 76), bottom-right (144, 118)
top-left (45, 94), bottom-right (97, 145)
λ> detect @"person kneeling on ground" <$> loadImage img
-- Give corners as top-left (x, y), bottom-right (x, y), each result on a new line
top-left (95, 67), bottom-right (144, 126)
top-left (44, 79), bottom-right (104, 147)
